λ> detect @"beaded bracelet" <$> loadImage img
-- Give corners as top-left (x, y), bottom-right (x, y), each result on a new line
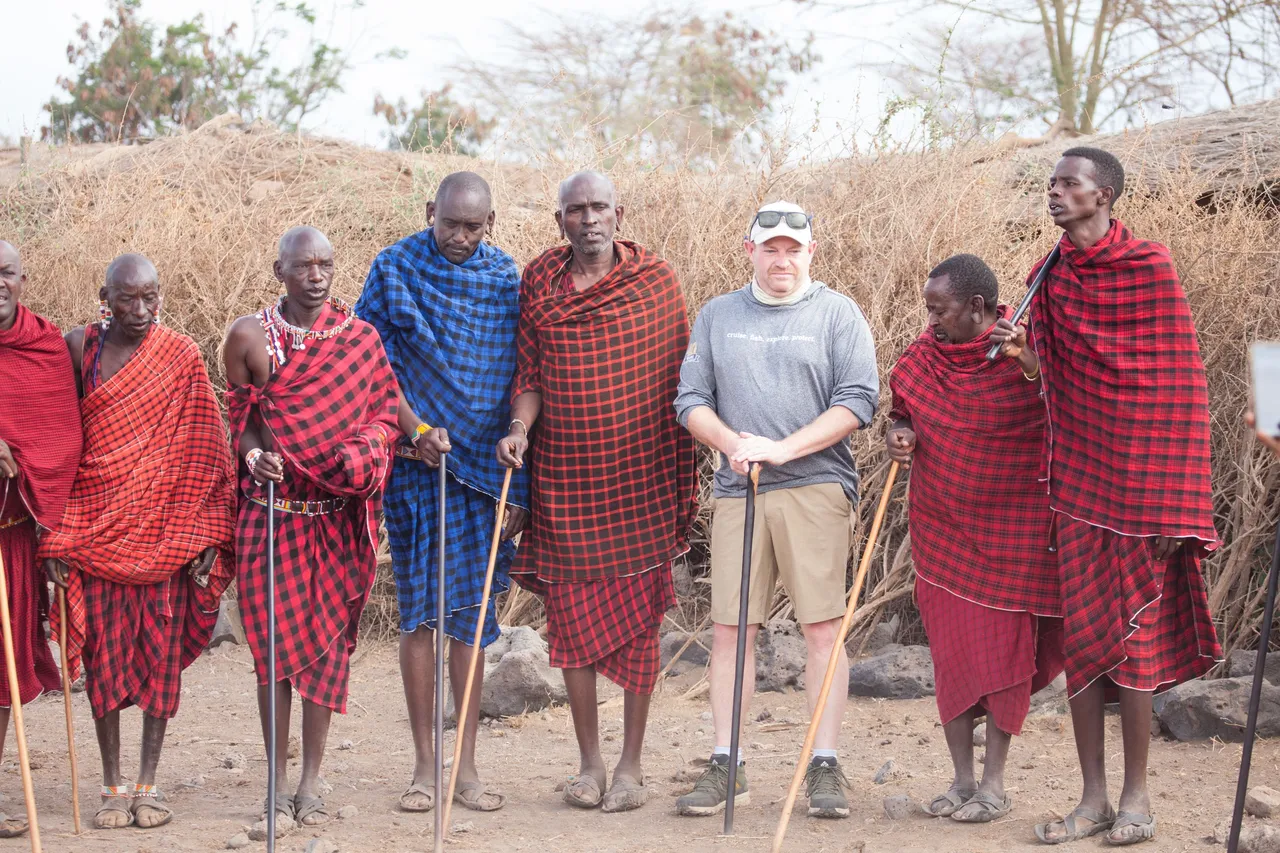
top-left (245, 448), bottom-right (265, 485)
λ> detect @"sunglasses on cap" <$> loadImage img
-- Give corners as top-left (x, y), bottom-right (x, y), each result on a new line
top-left (751, 210), bottom-right (814, 231)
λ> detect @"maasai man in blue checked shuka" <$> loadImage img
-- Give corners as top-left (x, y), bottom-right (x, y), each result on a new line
top-left (355, 171), bottom-right (529, 815)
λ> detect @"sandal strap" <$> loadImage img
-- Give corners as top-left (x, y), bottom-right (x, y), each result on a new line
top-left (968, 791), bottom-right (1008, 810)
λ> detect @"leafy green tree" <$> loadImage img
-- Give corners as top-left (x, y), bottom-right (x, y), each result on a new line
top-left (449, 7), bottom-right (818, 163)
top-left (43, 0), bottom-right (359, 143)
top-left (372, 85), bottom-right (493, 154)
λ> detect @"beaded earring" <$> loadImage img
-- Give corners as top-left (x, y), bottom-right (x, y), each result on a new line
top-left (99, 299), bottom-right (112, 330)
top-left (153, 298), bottom-right (162, 325)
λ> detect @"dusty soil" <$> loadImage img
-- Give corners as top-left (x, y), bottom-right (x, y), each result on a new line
top-left (7, 641), bottom-right (1269, 852)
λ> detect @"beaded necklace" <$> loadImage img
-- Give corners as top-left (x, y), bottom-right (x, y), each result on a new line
top-left (266, 296), bottom-right (354, 354)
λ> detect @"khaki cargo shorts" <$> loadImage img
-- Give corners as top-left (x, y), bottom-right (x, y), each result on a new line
top-left (710, 481), bottom-right (852, 626)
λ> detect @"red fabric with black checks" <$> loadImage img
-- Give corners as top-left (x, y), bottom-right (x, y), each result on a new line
top-left (41, 322), bottom-right (236, 682)
top-left (228, 303), bottom-right (399, 713)
top-left (1028, 221), bottom-right (1217, 543)
top-left (525, 565), bottom-right (676, 695)
top-left (890, 306), bottom-right (1059, 616)
top-left (510, 241), bottom-right (697, 584)
top-left (916, 578), bottom-right (1063, 734)
top-left (1055, 514), bottom-right (1219, 696)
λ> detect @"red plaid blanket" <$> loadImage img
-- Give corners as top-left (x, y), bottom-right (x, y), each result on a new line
top-left (40, 323), bottom-right (236, 677)
top-left (1029, 221), bottom-right (1217, 543)
top-left (890, 306), bottom-right (1059, 616)
top-left (510, 240), bottom-right (697, 583)
top-left (0, 305), bottom-right (82, 529)
top-left (227, 303), bottom-right (399, 698)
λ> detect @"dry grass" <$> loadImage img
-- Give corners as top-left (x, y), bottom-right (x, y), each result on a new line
top-left (4, 112), bottom-right (1279, 656)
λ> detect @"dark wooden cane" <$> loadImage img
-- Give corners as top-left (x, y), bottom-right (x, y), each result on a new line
top-left (1227, 522), bottom-right (1280, 853)
top-left (724, 463), bottom-right (760, 835)
top-left (434, 455), bottom-right (448, 853)
top-left (266, 480), bottom-right (277, 853)
top-left (985, 244), bottom-right (1062, 361)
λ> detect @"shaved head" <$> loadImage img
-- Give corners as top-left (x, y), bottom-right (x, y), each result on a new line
top-left (278, 225), bottom-right (332, 261)
top-left (437, 171), bottom-right (492, 209)
top-left (558, 171), bottom-right (616, 211)
top-left (105, 253), bottom-right (158, 290)
top-left (0, 241), bottom-right (20, 272)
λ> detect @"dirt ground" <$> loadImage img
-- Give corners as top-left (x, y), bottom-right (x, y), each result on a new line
top-left (6, 640), bottom-right (1269, 853)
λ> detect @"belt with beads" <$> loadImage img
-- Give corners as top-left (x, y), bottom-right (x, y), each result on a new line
top-left (248, 495), bottom-right (348, 517)
top-left (0, 515), bottom-right (30, 531)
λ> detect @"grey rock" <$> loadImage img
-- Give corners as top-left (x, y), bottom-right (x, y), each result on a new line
top-left (337, 804), bottom-right (359, 820)
top-left (1241, 824), bottom-right (1280, 853)
top-left (247, 816), bottom-right (295, 840)
top-left (221, 752), bottom-right (246, 770)
top-left (304, 840), bottom-right (339, 853)
top-left (1153, 676), bottom-right (1280, 741)
top-left (452, 820), bottom-right (476, 833)
top-left (210, 597), bottom-right (247, 647)
top-left (755, 619), bottom-right (807, 692)
top-left (226, 833), bottom-right (250, 849)
top-left (1248, 786), bottom-right (1280, 819)
top-left (1229, 649), bottom-right (1280, 685)
top-left (872, 759), bottom-right (896, 785)
top-left (660, 630), bottom-right (713, 670)
top-left (863, 615), bottom-right (900, 654)
top-left (849, 645), bottom-right (935, 699)
top-left (882, 794), bottom-right (914, 819)
top-left (972, 723), bottom-right (987, 746)
top-left (444, 626), bottom-right (566, 718)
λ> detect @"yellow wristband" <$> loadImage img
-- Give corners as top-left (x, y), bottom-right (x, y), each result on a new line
top-left (412, 422), bottom-right (433, 445)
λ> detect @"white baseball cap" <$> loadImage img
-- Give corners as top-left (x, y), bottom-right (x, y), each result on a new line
top-left (748, 201), bottom-right (813, 246)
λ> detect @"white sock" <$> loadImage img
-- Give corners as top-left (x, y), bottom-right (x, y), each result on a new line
top-left (811, 749), bottom-right (838, 764)
top-left (713, 745), bottom-right (743, 765)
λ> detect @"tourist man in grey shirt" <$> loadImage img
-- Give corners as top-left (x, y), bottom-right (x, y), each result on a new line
top-left (673, 201), bottom-right (878, 820)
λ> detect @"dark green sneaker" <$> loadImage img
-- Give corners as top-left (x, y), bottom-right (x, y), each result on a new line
top-left (805, 757), bottom-right (850, 818)
top-left (675, 754), bottom-right (749, 816)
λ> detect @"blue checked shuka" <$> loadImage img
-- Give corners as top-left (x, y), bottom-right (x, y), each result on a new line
top-left (356, 229), bottom-right (529, 645)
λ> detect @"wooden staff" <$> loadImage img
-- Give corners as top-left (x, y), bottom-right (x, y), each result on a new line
top-left (434, 455), bottom-right (448, 853)
top-left (57, 589), bottom-right (81, 834)
top-left (440, 467), bottom-right (512, 835)
top-left (724, 463), bottom-right (760, 836)
top-left (771, 461), bottom-right (900, 853)
top-left (1227, 521), bottom-right (1280, 853)
top-left (0, 548), bottom-right (42, 852)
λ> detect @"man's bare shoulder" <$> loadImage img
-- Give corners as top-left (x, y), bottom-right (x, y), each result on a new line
top-left (224, 313), bottom-right (267, 348)
top-left (63, 325), bottom-right (86, 362)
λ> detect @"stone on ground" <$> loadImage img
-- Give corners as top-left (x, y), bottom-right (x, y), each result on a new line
top-left (247, 816), bottom-right (295, 840)
top-left (972, 722), bottom-right (987, 746)
top-left (1153, 676), bottom-right (1280, 741)
top-left (337, 804), bottom-right (359, 820)
top-left (1240, 823), bottom-right (1280, 853)
top-left (849, 645), bottom-right (935, 699)
top-left (1229, 649), bottom-right (1280, 685)
top-left (882, 794), bottom-right (914, 819)
top-left (1248, 786), bottom-right (1280, 819)
top-left (863, 615), bottom-right (901, 654)
top-left (659, 629), bottom-right (713, 671)
top-left (226, 833), bottom-right (250, 849)
top-left (304, 839), bottom-right (339, 853)
top-left (872, 759), bottom-right (897, 785)
top-left (447, 626), bottom-right (567, 718)
top-left (755, 619), bottom-right (807, 692)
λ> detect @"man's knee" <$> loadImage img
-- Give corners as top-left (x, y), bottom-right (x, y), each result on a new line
top-left (801, 618), bottom-right (843, 654)
top-left (712, 621), bottom-right (759, 653)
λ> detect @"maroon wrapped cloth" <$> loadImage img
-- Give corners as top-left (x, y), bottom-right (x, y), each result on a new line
top-left (0, 305), bottom-right (82, 530)
top-left (510, 241), bottom-right (697, 584)
top-left (1028, 221), bottom-right (1222, 695)
top-left (889, 305), bottom-right (1059, 616)
top-left (0, 304), bottom-right (78, 707)
top-left (228, 301), bottom-right (399, 712)
top-left (916, 578), bottom-right (1063, 734)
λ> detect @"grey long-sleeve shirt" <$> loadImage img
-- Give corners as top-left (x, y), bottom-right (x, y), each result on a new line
top-left (674, 282), bottom-right (879, 503)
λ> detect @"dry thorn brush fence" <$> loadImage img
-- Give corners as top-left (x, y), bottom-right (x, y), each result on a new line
top-left (3, 114), bottom-right (1279, 656)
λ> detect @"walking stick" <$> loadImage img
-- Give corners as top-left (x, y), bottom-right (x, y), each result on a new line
top-left (0, 548), bottom-right (41, 852)
top-left (57, 589), bottom-right (81, 834)
top-left (985, 244), bottom-right (1061, 361)
top-left (1227, 521), bottom-right (1280, 853)
top-left (265, 480), bottom-right (277, 853)
top-left (434, 455), bottom-right (448, 853)
top-left (723, 463), bottom-right (760, 836)
top-left (441, 466), bottom-right (512, 835)
top-left (771, 461), bottom-right (900, 853)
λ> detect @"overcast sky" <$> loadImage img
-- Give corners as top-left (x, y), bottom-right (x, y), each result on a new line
top-left (6, 0), bottom-right (905, 151)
